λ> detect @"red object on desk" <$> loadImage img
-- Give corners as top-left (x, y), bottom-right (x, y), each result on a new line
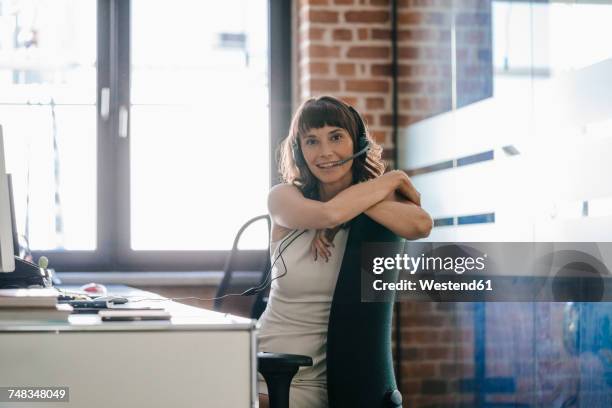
top-left (80, 283), bottom-right (107, 295)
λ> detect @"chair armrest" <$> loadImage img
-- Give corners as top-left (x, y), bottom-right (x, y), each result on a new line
top-left (257, 352), bottom-right (312, 372)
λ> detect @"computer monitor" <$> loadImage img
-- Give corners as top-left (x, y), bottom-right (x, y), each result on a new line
top-left (0, 125), bottom-right (16, 272)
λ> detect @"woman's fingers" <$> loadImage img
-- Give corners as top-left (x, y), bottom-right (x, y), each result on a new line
top-left (316, 237), bottom-right (331, 262)
top-left (310, 229), bottom-right (336, 262)
top-left (320, 233), bottom-right (334, 248)
top-left (311, 241), bottom-right (317, 261)
top-left (398, 176), bottom-right (421, 206)
top-left (317, 240), bottom-right (330, 262)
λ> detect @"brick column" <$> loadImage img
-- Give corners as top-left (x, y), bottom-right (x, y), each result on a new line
top-left (297, 0), bottom-right (394, 159)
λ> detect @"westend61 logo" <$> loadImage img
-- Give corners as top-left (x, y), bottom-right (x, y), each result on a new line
top-left (372, 253), bottom-right (487, 275)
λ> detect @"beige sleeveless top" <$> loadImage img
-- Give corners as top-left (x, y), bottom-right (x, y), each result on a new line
top-left (257, 228), bottom-right (349, 406)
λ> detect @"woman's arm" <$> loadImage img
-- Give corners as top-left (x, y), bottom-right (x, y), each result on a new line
top-left (268, 170), bottom-right (420, 231)
top-left (364, 191), bottom-right (433, 239)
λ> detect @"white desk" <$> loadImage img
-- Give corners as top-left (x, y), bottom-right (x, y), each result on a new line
top-left (0, 286), bottom-right (258, 408)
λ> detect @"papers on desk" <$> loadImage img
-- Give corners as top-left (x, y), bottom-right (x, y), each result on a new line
top-left (0, 303), bottom-right (73, 322)
top-left (0, 288), bottom-right (72, 323)
top-left (0, 288), bottom-right (59, 308)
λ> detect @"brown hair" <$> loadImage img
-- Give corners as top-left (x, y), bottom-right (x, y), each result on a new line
top-left (278, 95), bottom-right (386, 199)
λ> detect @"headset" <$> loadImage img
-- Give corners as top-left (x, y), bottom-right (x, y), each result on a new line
top-left (292, 106), bottom-right (370, 168)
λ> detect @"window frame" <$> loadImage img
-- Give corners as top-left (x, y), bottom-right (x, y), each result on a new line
top-left (30, 0), bottom-right (291, 272)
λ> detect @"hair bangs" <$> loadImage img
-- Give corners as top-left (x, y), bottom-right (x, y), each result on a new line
top-left (296, 98), bottom-right (355, 139)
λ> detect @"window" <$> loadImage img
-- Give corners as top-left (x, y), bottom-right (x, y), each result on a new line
top-left (0, 0), bottom-right (97, 251)
top-left (0, 0), bottom-right (290, 271)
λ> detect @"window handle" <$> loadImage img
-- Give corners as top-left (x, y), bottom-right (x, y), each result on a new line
top-left (100, 87), bottom-right (110, 120)
top-left (118, 105), bottom-right (129, 138)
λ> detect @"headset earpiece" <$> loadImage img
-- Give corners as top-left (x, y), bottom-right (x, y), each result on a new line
top-left (348, 106), bottom-right (370, 155)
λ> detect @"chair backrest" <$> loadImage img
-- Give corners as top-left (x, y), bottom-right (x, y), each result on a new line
top-left (327, 214), bottom-right (404, 407)
top-left (214, 214), bottom-right (271, 318)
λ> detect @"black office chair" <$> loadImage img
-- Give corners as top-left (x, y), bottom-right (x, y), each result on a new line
top-left (326, 213), bottom-right (403, 407)
top-left (214, 214), bottom-right (271, 319)
top-left (217, 214), bottom-right (403, 408)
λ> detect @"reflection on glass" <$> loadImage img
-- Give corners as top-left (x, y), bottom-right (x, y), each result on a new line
top-left (398, 0), bottom-right (612, 405)
top-left (130, 0), bottom-right (269, 250)
top-left (0, 0), bottom-right (96, 250)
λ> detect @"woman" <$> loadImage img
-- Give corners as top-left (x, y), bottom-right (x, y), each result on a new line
top-left (258, 96), bottom-right (432, 408)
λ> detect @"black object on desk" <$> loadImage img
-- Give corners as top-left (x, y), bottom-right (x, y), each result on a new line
top-left (72, 306), bottom-right (166, 315)
top-left (0, 256), bottom-right (53, 289)
top-left (66, 299), bottom-right (111, 309)
top-left (59, 296), bottom-right (130, 309)
top-left (100, 309), bottom-right (171, 321)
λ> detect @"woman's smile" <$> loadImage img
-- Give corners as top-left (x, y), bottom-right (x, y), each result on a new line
top-left (316, 160), bottom-right (341, 170)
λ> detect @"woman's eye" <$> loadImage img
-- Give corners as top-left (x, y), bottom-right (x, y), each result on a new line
top-left (331, 134), bottom-right (342, 141)
top-left (305, 139), bottom-right (317, 145)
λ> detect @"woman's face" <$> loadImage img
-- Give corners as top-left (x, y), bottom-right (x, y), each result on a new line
top-left (299, 125), bottom-right (355, 186)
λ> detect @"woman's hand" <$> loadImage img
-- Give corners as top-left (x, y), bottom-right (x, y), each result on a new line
top-left (383, 170), bottom-right (421, 207)
top-left (310, 227), bottom-right (341, 262)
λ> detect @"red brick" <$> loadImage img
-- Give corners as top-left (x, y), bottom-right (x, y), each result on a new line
top-left (400, 302), bottom-right (436, 312)
top-left (362, 113), bottom-right (375, 125)
top-left (400, 379), bottom-right (420, 394)
top-left (336, 63), bottom-right (355, 76)
top-left (308, 45), bottom-right (341, 58)
top-left (411, 0), bottom-right (449, 6)
top-left (404, 329), bottom-right (439, 343)
top-left (306, 27), bottom-right (325, 41)
top-left (336, 95), bottom-right (358, 106)
top-left (439, 362), bottom-right (474, 377)
top-left (382, 148), bottom-right (394, 160)
top-left (332, 28), bottom-right (352, 41)
top-left (346, 79), bottom-right (389, 93)
top-left (424, 346), bottom-right (453, 359)
top-left (381, 113), bottom-right (417, 126)
top-left (345, 10), bottom-right (390, 23)
top-left (370, 130), bottom-right (387, 143)
top-left (400, 98), bottom-right (414, 110)
top-left (366, 97), bottom-right (385, 109)
top-left (308, 62), bottom-right (330, 75)
top-left (380, 114), bottom-right (393, 126)
top-left (398, 11), bottom-right (423, 24)
top-left (299, 0), bottom-right (329, 5)
top-left (398, 28), bottom-right (439, 42)
top-left (399, 80), bottom-right (424, 93)
top-left (308, 9), bottom-right (339, 23)
top-left (398, 64), bottom-right (438, 77)
top-left (334, 0), bottom-right (354, 4)
top-left (372, 28), bottom-right (391, 40)
top-left (309, 78), bottom-right (340, 92)
top-left (371, 0), bottom-right (390, 5)
top-left (347, 46), bottom-right (390, 59)
top-left (398, 46), bottom-right (419, 59)
top-left (412, 97), bottom-right (433, 111)
top-left (358, 28), bottom-right (368, 40)
top-left (371, 63), bottom-right (392, 76)
top-left (401, 362), bottom-right (437, 377)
